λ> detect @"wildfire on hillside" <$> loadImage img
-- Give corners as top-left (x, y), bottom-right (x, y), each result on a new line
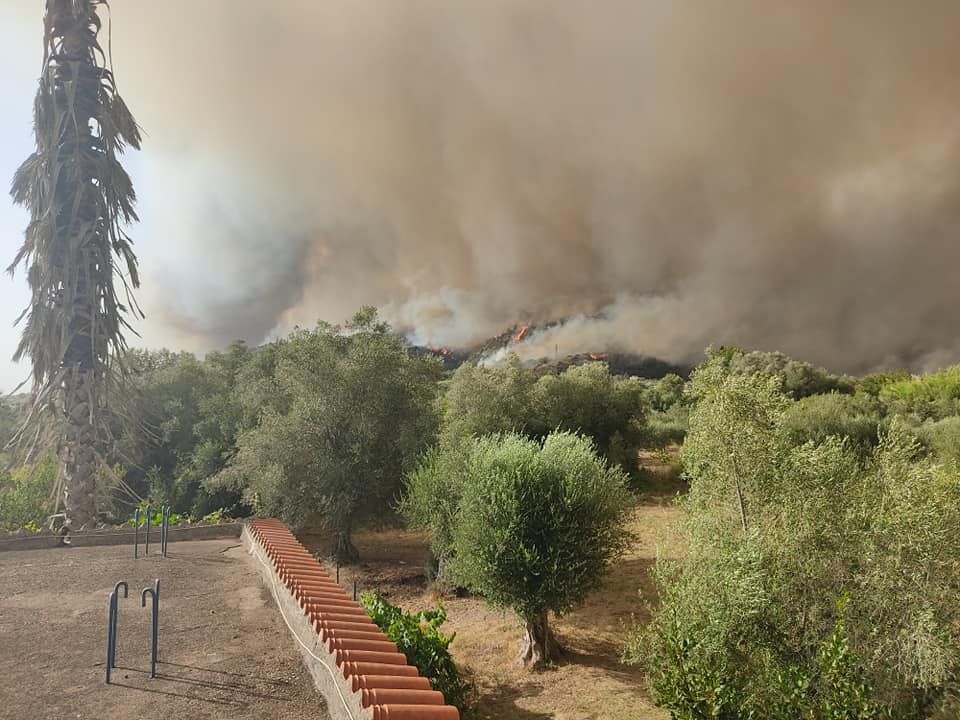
top-left (427, 344), bottom-right (452, 356)
top-left (513, 325), bottom-right (529, 343)
top-left (589, 353), bottom-right (608, 360)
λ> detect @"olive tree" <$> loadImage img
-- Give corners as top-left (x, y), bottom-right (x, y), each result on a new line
top-left (212, 309), bottom-right (441, 560)
top-left (449, 431), bottom-right (631, 668)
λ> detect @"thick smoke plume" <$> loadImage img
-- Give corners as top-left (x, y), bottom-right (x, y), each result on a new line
top-left (19, 1), bottom-right (960, 371)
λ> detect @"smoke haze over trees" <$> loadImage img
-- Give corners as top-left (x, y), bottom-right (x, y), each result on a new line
top-left (5, 1), bottom-right (960, 378)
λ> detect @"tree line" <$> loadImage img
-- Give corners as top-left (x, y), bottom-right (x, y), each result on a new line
top-left (4, 315), bottom-right (960, 709)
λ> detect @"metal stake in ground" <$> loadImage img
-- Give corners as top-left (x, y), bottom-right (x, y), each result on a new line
top-left (140, 578), bottom-right (160, 679)
top-left (161, 506), bottom-right (171, 557)
top-left (133, 507), bottom-right (141, 559)
top-left (144, 504), bottom-right (151, 555)
top-left (160, 506), bottom-right (166, 557)
top-left (105, 580), bottom-right (128, 685)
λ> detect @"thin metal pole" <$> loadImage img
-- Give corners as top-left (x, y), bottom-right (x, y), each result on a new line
top-left (159, 506), bottom-right (166, 558)
top-left (144, 504), bottom-right (151, 555)
top-left (163, 506), bottom-right (171, 557)
top-left (353, 579), bottom-right (357, 601)
top-left (152, 578), bottom-right (160, 675)
top-left (134, 507), bottom-right (140, 559)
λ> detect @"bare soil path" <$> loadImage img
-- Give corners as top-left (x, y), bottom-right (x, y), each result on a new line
top-left (0, 538), bottom-right (330, 720)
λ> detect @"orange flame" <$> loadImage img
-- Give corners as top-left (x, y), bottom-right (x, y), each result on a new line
top-left (427, 344), bottom-right (452, 356)
top-left (589, 353), bottom-right (608, 360)
top-left (513, 325), bottom-right (529, 343)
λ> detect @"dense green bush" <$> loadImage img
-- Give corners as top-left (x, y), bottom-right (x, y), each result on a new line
top-left (781, 392), bottom-right (882, 452)
top-left (632, 356), bottom-right (960, 719)
top-left (856, 370), bottom-right (911, 397)
top-left (441, 356), bottom-right (544, 442)
top-left (650, 373), bottom-right (686, 412)
top-left (645, 404), bottom-right (690, 448)
top-left (726, 349), bottom-right (855, 399)
top-left (536, 362), bottom-right (648, 468)
top-left (119, 342), bottom-right (252, 517)
top-left (912, 415), bottom-right (960, 466)
top-left (360, 591), bottom-right (472, 713)
top-left (0, 453), bottom-right (57, 530)
top-left (441, 358), bottom-right (647, 471)
top-left (880, 365), bottom-right (960, 421)
top-left (449, 431), bottom-right (631, 667)
top-left (397, 442), bottom-right (468, 584)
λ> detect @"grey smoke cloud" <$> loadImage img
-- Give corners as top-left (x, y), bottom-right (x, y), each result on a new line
top-left (50, 1), bottom-right (960, 371)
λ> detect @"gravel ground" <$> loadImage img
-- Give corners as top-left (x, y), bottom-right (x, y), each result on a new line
top-left (0, 538), bottom-right (331, 720)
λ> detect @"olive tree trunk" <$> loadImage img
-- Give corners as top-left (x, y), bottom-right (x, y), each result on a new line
top-left (518, 611), bottom-right (563, 668)
top-left (333, 531), bottom-right (360, 563)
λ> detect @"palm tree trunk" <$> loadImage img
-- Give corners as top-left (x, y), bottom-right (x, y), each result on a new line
top-left (61, 369), bottom-right (98, 529)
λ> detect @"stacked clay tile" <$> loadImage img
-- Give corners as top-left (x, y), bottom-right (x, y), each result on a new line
top-left (248, 518), bottom-right (460, 720)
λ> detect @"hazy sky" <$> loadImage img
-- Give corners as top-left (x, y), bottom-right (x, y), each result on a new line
top-left (3, 2), bottom-right (960, 391)
top-left (0, 12), bottom-right (37, 392)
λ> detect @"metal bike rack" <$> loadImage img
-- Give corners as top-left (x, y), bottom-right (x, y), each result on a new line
top-left (140, 578), bottom-right (161, 679)
top-left (105, 580), bottom-right (128, 685)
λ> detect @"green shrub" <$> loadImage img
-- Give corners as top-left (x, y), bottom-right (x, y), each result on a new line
top-left (913, 415), bottom-right (960, 466)
top-left (398, 443), bottom-right (468, 586)
top-left (782, 392), bottom-right (882, 452)
top-left (441, 359), bottom-right (648, 472)
top-left (880, 366), bottom-right (960, 420)
top-left (633, 356), bottom-right (960, 719)
top-left (650, 373), bottom-right (686, 411)
top-left (126, 503), bottom-right (185, 526)
top-left (727, 350), bottom-right (854, 399)
top-left (646, 404), bottom-right (690, 448)
top-left (360, 591), bottom-right (472, 713)
top-left (0, 454), bottom-right (57, 531)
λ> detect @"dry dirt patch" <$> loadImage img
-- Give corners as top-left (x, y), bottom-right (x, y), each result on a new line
top-left (0, 538), bottom-right (329, 720)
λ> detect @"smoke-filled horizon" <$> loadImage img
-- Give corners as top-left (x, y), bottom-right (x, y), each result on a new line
top-left (14, 1), bottom-right (960, 374)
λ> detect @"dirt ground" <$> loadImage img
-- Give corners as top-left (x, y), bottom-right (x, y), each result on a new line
top-left (0, 538), bottom-right (329, 720)
top-left (304, 500), bottom-right (681, 720)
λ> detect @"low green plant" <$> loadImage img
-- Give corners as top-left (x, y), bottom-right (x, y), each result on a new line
top-left (126, 503), bottom-right (185, 527)
top-left (0, 454), bottom-right (57, 531)
top-left (815, 597), bottom-right (876, 720)
top-left (201, 508), bottom-right (227, 523)
top-left (360, 591), bottom-right (472, 713)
